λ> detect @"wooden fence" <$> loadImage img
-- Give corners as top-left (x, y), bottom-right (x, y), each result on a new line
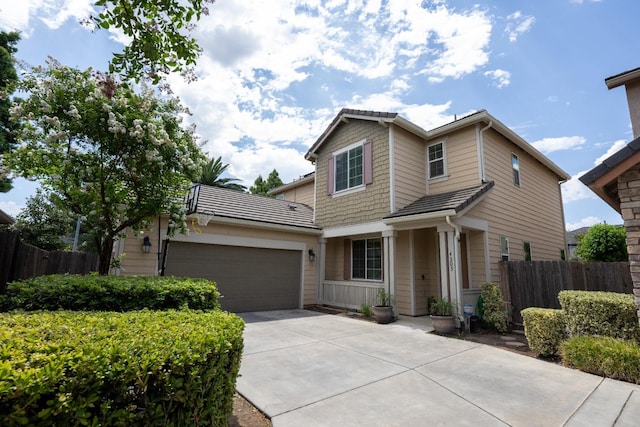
top-left (0, 231), bottom-right (99, 293)
top-left (501, 260), bottom-right (633, 325)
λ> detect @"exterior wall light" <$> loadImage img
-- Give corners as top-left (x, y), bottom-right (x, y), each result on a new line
top-left (142, 236), bottom-right (152, 253)
top-left (308, 249), bottom-right (316, 262)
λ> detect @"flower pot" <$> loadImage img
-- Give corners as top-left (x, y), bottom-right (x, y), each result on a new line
top-left (373, 305), bottom-right (394, 324)
top-left (430, 315), bottom-right (455, 334)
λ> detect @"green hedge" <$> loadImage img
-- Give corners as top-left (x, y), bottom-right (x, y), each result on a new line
top-left (0, 309), bottom-right (244, 426)
top-left (557, 290), bottom-right (639, 341)
top-left (521, 308), bottom-right (566, 357)
top-left (0, 275), bottom-right (220, 312)
top-left (561, 335), bottom-right (640, 384)
top-left (480, 282), bottom-right (508, 333)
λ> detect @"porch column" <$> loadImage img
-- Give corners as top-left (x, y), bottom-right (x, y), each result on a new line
top-left (318, 238), bottom-right (326, 304)
top-left (382, 230), bottom-right (397, 305)
top-left (438, 230), bottom-right (449, 299)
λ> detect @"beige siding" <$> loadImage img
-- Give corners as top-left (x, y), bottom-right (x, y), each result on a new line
top-left (315, 120), bottom-right (391, 228)
top-left (324, 238), bottom-right (345, 281)
top-left (275, 180), bottom-right (315, 207)
top-left (469, 128), bottom-right (566, 282)
top-left (393, 126), bottom-right (427, 210)
top-left (412, 228), bottom-right (439, 315)
top-left (118, 217), bottom-right (320, 306)
top-left (427, 127), bottom-right (481, 194)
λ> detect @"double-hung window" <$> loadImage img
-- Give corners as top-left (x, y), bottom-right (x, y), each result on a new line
top-left (427, 141), bottom-right (445, 179)
top-left (335, 145), bottom-right (363, 192)
top-left (512, 154), bottom-right (520, 186)
top-left (352, 238), bottom-right (382, 281)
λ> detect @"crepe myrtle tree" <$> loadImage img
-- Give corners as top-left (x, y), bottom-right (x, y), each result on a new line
top-left (89, 0), bottom-right (215, 84)
top-left (6, 60), bottom-right (205, 274)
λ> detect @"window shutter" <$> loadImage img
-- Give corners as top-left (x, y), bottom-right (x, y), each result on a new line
top-left (327, 157), bottom-right (334, 195)
top-left (363, 140), bottom-right (373, 185)
top-left (343, 239), bottom-right (351, 280)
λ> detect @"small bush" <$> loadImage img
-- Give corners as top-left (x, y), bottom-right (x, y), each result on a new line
top-left (0, 275), bottom-right (220, 312)
top-left (561, 335), bottom-right (640, 384)
top-left (521, 308), bottom-right (566, 357)
top-left (360, 304), bottom-right (372, 318)
top-left (558, 290), bottom-right (640, 341)
top-left (480, 282), bottom-right (508, 333)
top-left (0, 309), bottom-right (244, 426)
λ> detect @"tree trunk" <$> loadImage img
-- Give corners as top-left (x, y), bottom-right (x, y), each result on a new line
top-left (98, 238), bottom-right (114, 275)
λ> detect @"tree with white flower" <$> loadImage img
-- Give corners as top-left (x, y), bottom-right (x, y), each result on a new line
top-left (6, 59), bottom-right (205, 274)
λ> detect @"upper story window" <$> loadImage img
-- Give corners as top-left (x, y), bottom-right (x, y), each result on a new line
top-left (327, 139), bottom-right (373, 196)
top-left (512, 153), bottom-right (520, 186)
top-left (352, 238), bottom-right (382, 281)
top-left (335, 145), bottom-right (363, 192)
top-left (427, 141), bottom-right (446, 179)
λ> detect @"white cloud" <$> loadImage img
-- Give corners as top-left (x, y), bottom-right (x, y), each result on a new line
top-left (505, 11), bottom-right (535, 42)
top-left (566, 216), bottom-right (602, 231)
top-left (484, 69), bottom-right (511, 88)
top-left (531, 136), bottom-right (586, 154)
top-left (570, 0), bottom-right (602, 4)
top-left (0, 201), bottom-right (23, 217)
top-left (594, 139), bottom-right (627, 165)
top-left (561, 171), bottom-right (597, 203)
top-left (0, 0), bottom-right (94, 35)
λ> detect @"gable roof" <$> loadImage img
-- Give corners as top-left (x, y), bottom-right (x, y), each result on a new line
top-left (0, 208), bottom-right (13, 225)
top-left (191, 184), bottom-right (320, 232)
top-left (305, 108), bottom-right (569, 181)
top-left (268, 171), bottom-right (315, 195)
top-left (605, 67), bottom-right (640, 89)
top-left (384, 181), bottom-right (494, 224)
top-left (579, 135), bottom-right (640, 212)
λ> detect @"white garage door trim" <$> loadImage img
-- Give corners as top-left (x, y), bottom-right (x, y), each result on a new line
top-left (167, 232), bottom-right (308, 309)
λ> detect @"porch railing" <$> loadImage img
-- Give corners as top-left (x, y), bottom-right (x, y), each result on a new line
top-left (321, 280), bottom-right (383, 310)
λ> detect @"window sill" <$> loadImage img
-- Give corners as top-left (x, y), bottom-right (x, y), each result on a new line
top-left (428, 175), bottom-right (449, 183)
top-left (331, 184), bottom-right (366, 198)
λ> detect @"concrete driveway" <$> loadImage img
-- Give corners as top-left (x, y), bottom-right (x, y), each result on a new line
top-left (237, 310), bottom-right (640, 427)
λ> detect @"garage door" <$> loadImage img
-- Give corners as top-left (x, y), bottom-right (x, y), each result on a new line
top-left (164, 242), bottom-right (301, 312)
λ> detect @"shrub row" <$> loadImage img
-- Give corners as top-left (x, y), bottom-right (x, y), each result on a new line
top-left (557, 290), bottom-right (639, 341)
top-left (0, 275), bottom-right (220, 312)
top-left (0, 309), bottom-right (244, 426)
top-left (561, 336), bottom-right (640, 384)
top-left (521, 308), bottom-right (565, 357)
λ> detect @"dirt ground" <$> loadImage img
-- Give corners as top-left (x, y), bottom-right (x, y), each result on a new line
top-left (228, 307), bottom-right (554, 426)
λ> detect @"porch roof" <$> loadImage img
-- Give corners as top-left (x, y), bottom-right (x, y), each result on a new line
top-left (384, 181), bottom-right (494, 221)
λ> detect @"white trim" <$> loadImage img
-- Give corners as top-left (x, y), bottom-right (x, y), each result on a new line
top-left (332, 139), bottom-right (366, 194)
top-left (170, 232), bottom-right (307, 251)
top-left (322, 221), bottom-right (393, 238)
top-left (409, 230), bottom-right (416, 316)
top-left (299, 250), bottom-right (306, 309)
top-left (455, 216), bottom-right (489, 231)
top-left (384, 209), bottom-right (457, 226)
top-left (483, 230), bottom-right (491, 282)
top-left (331, 184), bottom-right (366, 198)
top-left (389, 124), bottom-right (396, 213)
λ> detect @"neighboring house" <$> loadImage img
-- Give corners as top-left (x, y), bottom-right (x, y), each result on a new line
top-left (117, 108), bottom-right (569, 318)
top-left (580, 66), bottom-right (640, 323)
top-left (566, 226), bottom-right (589, 260)
top-left (0, 209), bottom-right (13, 225)
top-left (303, 108), bottom-right (568, 318)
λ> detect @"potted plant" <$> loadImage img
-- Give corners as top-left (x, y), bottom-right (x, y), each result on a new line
top-left (430, 297), bottom-right (456, 334)
top-left (372, 288), bottom-right (394, 324)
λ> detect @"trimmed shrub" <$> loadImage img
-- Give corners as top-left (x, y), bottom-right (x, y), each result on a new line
top-left (480, 282), bottom-right (508, 333)
top-left (558, 290), bottom-right (640, 341)
top-left (521, 308), bottom-right (566, 357)
top-left (561, 335), bottom-right (640, 384)
top-left (0, 275), bottom-right (220, 312)
top-left (0, 309), bottom-right (244, 426)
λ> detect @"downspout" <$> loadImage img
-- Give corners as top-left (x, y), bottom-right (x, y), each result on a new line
top-left (478, 121), bottom-right (493, 182)
top-left (446, 215), bottom-right (463, 324)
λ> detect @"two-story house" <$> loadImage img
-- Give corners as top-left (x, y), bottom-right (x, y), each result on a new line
top-left (299, 109), bottom-right (569, 317)
top-left (116, 108), bottom-right (569, 318)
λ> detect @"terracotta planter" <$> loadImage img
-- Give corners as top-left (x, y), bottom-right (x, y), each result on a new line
top-left (373, 306), bottom-right (394, 324)
top-left (430, 315), bottom-right (455, 334)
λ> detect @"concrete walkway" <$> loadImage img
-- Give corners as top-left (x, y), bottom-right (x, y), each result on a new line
top-left (237, 310), bottom-right (640, 427)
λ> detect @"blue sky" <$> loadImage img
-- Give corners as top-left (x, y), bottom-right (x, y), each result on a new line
top-left (0, 0), bottom-right (637, 231)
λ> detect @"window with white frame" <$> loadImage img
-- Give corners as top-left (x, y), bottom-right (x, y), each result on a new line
top-left (352, 238), bottom-right (382, 280)
top-left (512, 153), bottom-right (520, 186)
top-left (427, 141), bottom-right (446, 179)
top-left (523, 241), bottom-right (532, 261)
top-left (335, 144), bottom-right (363, 192)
